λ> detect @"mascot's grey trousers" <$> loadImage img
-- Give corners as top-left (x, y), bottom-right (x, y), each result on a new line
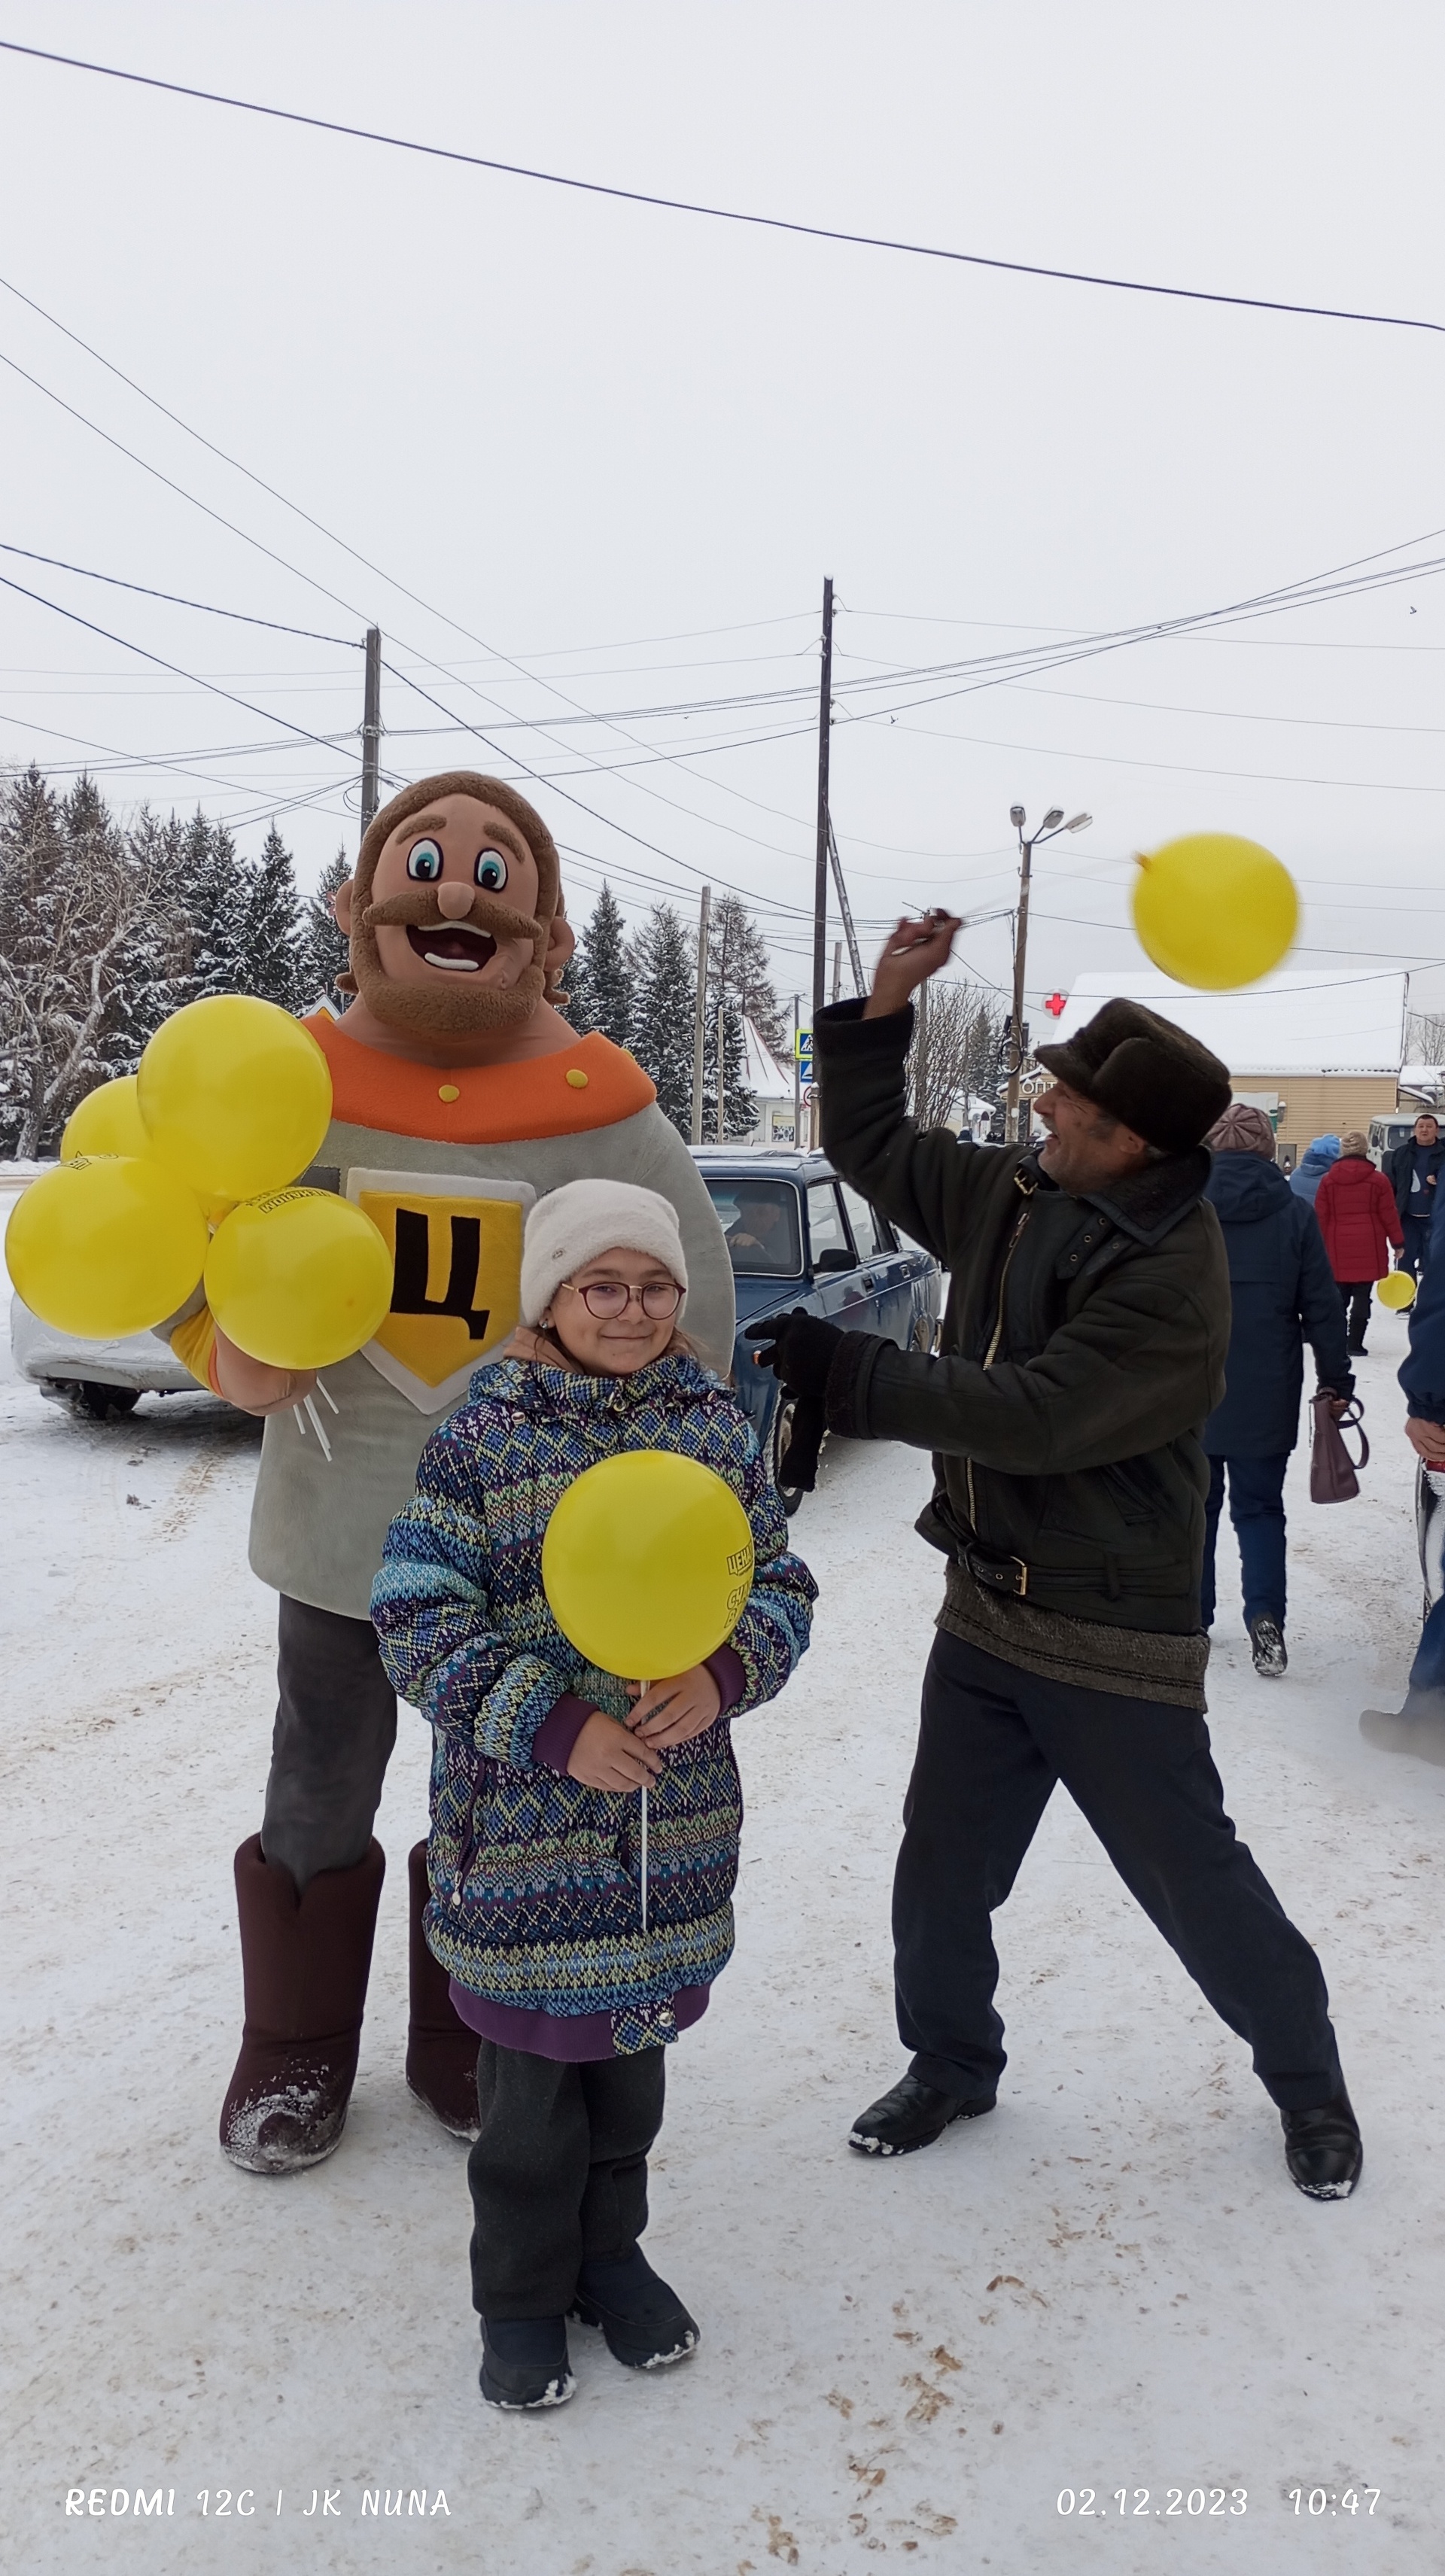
top-left (261, 1598), bottom-right (397, 1888)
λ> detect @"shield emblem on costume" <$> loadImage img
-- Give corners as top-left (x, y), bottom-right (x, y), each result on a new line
top-left (345, 1168), bottom-right (535, 1412)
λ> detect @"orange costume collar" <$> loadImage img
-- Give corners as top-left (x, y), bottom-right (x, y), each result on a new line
top-left (304, 1014), bottom-right (656, 1145)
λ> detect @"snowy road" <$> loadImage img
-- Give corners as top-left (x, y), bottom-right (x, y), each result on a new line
top-left (4, 1291), bottom-right (1444, 2574)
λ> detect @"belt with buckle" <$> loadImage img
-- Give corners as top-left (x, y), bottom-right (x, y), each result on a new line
top-left (962, 1542), bottom-right (1030, 1599)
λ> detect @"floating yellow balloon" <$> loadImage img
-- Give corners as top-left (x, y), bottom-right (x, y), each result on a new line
top-left (1133, 833), bottom-right (1298, 990)
top-left (138, 996), bottom-right (332, 1203)
top-left (1377, 1270), bottom-right (1417, 1310)
top-left (542, 1451), bottom-right (754, 1678)
top-left (61, 1073), bottom-right (150, 1162)
top-left (63, 1070), bottom-right (236, 1224)
top-left (5, 1156), bottom-right (208, 1339)
top-left (205, 1188), bottom-right (394, 1370)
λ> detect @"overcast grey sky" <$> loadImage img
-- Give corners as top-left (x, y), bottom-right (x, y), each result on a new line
top-left (2, 1), bottom-right (1443, 1018)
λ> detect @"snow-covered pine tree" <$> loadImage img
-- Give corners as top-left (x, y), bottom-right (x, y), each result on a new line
top-left (240, 821), bottom-right (304, 1013)
top-left (701, 891), bottom-right (762, 1138)
top-left (179, 814), bottom-right (250, 1003)
top-left (707, 890), bottom-right (786, 1052)
top-left (626, 903), bottom-right (695, 1136)
top-left (575, 882), bottom-right (633, 1046)
top-left (299, 846), bottom-right (352, 1011)
top-left (104, 805), bottom-right (190, 1071)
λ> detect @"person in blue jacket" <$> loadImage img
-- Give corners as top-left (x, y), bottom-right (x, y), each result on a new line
top-left (1203, 1104), bottom-right (1353, 1678)
top-left (1288, 1133), bottom-right (1340, 1209)
top-left (1361, 1170), bottom-right (1445, 1761)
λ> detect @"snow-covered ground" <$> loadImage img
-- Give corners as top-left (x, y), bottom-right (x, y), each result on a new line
top-left (4, 1270), bottom-right (1444, 2574)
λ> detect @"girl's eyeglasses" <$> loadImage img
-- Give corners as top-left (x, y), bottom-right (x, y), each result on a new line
top-left (558, 1279), bottom-right (683, 1320)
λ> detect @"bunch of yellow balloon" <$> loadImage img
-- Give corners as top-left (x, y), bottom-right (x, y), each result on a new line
top-left (543, 1451), bottom-right (755, 1931)
top-left (6, 995), bottom-right (391, 1370)
top-left (1132, 833), bottom-right (1299, 990)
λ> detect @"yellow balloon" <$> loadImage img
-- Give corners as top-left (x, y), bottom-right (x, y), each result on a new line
top-left (63, 1072), bottom-right (234, 1224)
top-left (138, 996), bottom-right (332, 1203)
top-left (542, 1451), bottom-right (755, 1678)
top-left (1377, 1270), bottom-right (1417, 1310)
top-left (1133, 833), bottom-right (1298, 990)
top-left (205, 1188), bottom-right (394, 1370)
top-left (5, 1156), bottom-right (208, 1338)
top-left (61, 1073), bottom-right (149, 1162)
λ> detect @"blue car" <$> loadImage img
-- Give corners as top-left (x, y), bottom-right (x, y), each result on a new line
top-left (690, 1146), bottom-right (944, 1512)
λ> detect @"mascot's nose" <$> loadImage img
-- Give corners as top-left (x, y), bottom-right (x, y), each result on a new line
top-left (434, 881), bottom-right (476, 921)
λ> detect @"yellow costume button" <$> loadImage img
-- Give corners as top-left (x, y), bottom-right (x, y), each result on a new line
top-left (437, 1083), bottom-right (461, 1102)
top-left (565, 1068), bottom-right (589, 1089)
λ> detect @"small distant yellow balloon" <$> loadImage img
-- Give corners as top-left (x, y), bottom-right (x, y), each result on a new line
top-left (61, 1073), bottom-right (150, 1163)
top-left (1133, 833), bottom-right (1298, 990)
top-left (5, 1155), bottom-right (208, 1339)
top-left (542, 1451), bottom-right (755, 1679)
top-left (1377, 1270), bottom-right (1417, 1311)
top-left (205, 1188), bottom-right (394, 1370)
top-left (138, 996), bottom-right (332, 1203)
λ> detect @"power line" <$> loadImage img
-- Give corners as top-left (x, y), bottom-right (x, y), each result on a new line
top-left (0, 540), bottom-right (355, 646)
top-left (0, 572), bottom-right (357, 759)
top-left (4, 37), bottom-right (1442, 339)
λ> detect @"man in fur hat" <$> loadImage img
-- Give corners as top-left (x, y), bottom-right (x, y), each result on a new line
top-left (751, 913), bottom-right (1361, 2202)
top-left (170, 774), bottom-right (735, 2174)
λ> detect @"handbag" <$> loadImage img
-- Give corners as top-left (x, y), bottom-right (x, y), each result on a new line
top-left (1310, 1391), bottom-right (1368, 1504)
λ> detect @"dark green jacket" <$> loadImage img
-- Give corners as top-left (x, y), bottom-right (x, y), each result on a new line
top-left (815, 1000), bottom-right (1230, 1633)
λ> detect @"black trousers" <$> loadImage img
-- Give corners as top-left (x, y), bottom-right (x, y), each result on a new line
top-left (1336, 1279), bottom-right (1374, 1350)
top-left (893, 1629), bottom-right (1343, 2112)
top-left (260, 1597), bottom-right (397, 1890)
top-left (468, 2042), bottom-right (667, 2321)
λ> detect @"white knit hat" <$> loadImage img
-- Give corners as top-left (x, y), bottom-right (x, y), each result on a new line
top-left (519, 1179), bottom-right (689, 1324)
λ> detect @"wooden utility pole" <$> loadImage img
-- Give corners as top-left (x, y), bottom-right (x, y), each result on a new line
top-left (826, 816), bottom-right (865, 994)
top-left (792, 994), bottom-right (802, 1145)
top-left (691, 887), bottom-right (711, 1145)
top-left (360, 625), bottom-right (382, 841)
top-left (916, 971), bottom-right (930, 1122)
top-left (716, 1002), bottom-right (727, 1142)
top-left (1005, 841), bottom-right (1034, 1146)
top-left (812, 577), bottom-right (834, 1019)
top-left (832, 941), bottom-right (842, 1004)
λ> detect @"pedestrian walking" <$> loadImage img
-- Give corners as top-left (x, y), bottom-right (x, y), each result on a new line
top-left (1386, 1111), bottom-right (1445, 1282)
top-left (1288, 1133), bottom-right (1340, 1209)
top-left (1313, 1131), bottom-right (1403, 1352)
top-left (752, 916), bottom-right (1362, 2203)
top-left (1200, 1104), bottom-right (1353, 1680)
top-left (372, 1181), bottom-right (815, 2411)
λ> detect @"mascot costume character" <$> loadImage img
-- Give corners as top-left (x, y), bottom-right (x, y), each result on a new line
top-left (169, 774), bottom-right (735, 2173)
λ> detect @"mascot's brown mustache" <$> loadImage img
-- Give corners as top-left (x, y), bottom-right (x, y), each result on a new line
top-left (362, 887), bottom-right (543, 947)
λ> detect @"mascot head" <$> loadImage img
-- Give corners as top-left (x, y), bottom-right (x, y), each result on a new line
top-left (333, 772), bottom-right (572, 1039)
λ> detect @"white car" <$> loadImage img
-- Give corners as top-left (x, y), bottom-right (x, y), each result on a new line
top-left (9, 1294), bottom-right (211, 1421)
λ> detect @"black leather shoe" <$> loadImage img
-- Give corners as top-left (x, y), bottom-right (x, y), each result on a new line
top-left (1281, 2094), bottom-right (1362, 2201)
top-left (848, 2074), bottom-right (996, 2158)
top-left (572, 2248), bottom-right (699, 2370)
top-left (479, 2316), bottom-right (576, 2410)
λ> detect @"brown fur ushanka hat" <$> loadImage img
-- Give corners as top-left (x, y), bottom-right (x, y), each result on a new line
top-left (1035, 997), bottom-right (1231, 1155)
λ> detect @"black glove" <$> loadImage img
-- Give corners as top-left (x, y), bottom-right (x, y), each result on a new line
top-left (775, 1391), bottom-right (826, 1492)
top-left (744, 1309), bottom-right (844, 1400)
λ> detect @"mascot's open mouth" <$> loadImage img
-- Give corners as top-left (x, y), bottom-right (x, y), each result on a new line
top-left (406, 923), bottom-right (498, 974)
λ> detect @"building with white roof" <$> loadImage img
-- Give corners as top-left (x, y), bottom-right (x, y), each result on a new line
top-left (1042, 969), bottom-right (1408, 1166)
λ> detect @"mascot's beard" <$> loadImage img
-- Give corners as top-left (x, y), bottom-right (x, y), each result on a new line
top-left (349, 888), bottom-right (550, 1036)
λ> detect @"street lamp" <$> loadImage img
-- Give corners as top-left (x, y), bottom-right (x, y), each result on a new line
top-left (1004, 805), bottom-right (1092, 1143)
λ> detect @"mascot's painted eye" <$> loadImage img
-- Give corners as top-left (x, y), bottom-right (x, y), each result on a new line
top-left (406, 838), bottom-right (443, 882)
top-left (475, 850), bottom-right (509, 892)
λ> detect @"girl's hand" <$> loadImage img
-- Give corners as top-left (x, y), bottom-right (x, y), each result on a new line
top-left (627, 1666), bottom-right (723, 1749)
top-left (567, 1709), bottom-right (662, 1790)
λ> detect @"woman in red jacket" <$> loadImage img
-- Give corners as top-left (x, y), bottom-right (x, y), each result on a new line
top-left (1313, 1130), bottom-right (1404, 1354)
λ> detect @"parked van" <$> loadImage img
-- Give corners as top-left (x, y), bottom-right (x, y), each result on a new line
top-left (1369, 1113), bottom-right (1419, 1169)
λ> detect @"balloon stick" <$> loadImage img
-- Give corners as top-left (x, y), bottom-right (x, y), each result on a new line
top-left (315, 1376), bottom-right (340, 1415)
top-left (638, 1684), bottom-right (649, 1934)
top-left (303, 1391), bottom-right (333, 1462)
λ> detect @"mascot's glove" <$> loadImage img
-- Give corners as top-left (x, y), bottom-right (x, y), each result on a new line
top-left (745, 1310), bottom-right (883, 1492)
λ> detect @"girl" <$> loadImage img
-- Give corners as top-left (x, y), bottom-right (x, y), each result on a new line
top-left (372, 1179), bottom-right (816, 2412)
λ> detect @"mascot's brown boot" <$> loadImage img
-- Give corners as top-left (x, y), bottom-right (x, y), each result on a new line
top-left (220, 1835), bottom-right (385, 2176)
top-left (406, 1840), bottom-right (481, 2140)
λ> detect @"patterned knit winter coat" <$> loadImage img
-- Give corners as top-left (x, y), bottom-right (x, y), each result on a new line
top-left (372, 1352), bottom-right (816, 2051)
